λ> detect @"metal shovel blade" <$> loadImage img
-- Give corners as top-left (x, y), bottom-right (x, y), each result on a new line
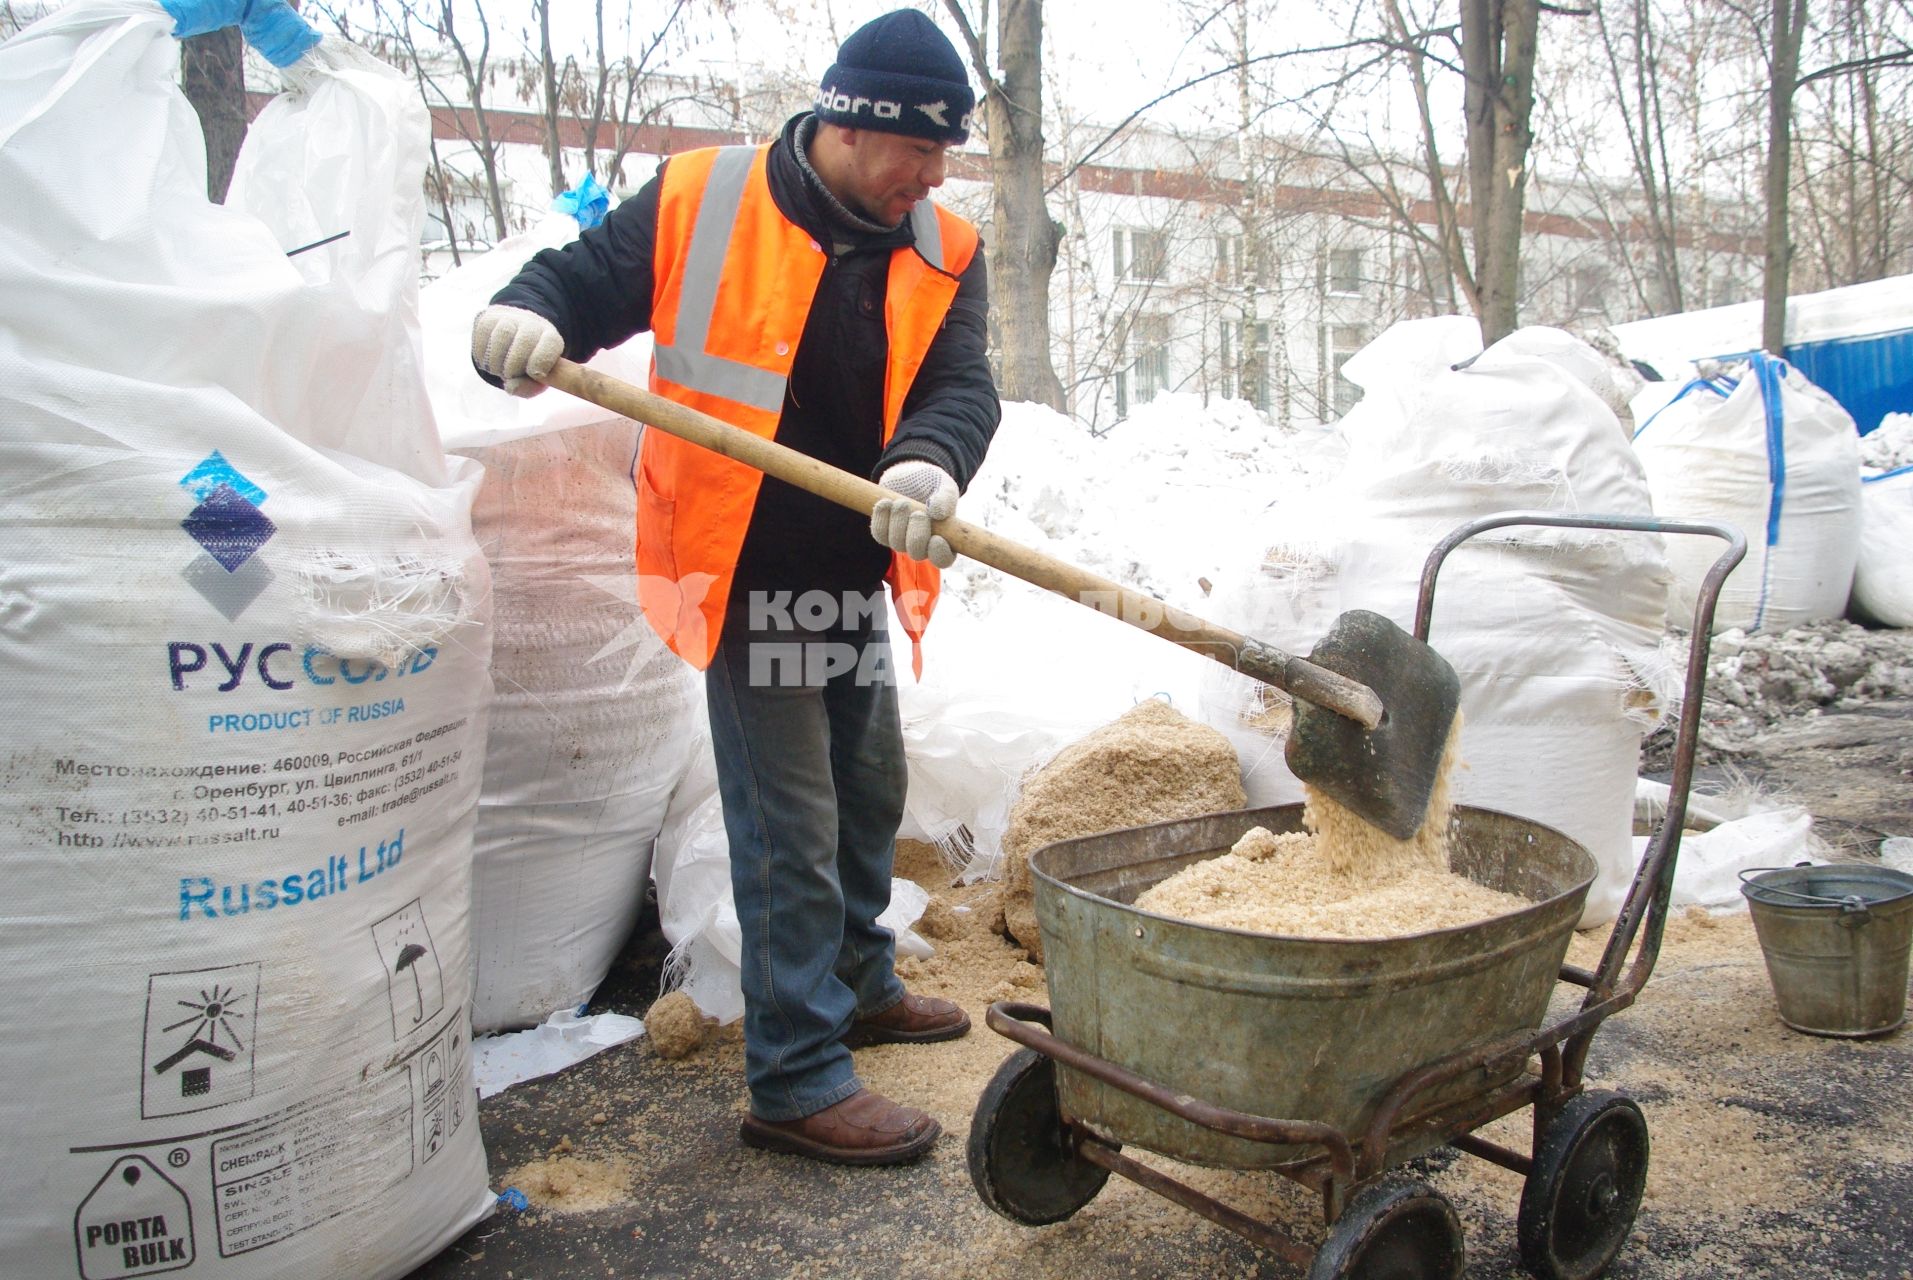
top-left (1284, 609), bottom-right (1461, 840)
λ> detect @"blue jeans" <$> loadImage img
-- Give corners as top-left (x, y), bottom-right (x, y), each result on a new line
top-left (704, 593), bottom-right (909, 1121)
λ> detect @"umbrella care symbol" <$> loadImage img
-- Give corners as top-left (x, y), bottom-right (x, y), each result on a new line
top-left (395, 944), bottom-right (428, 1025)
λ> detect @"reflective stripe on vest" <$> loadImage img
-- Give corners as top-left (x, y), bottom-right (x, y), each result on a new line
top-left (908, 199), bottom-right (945, 271)
top-left (652, 148), bottom-right (787, 413)
top-left (638, 142), bottom-right (981, 671)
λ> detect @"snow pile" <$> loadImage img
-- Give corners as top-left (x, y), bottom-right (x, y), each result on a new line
top-left (1668, 620), bottom-right (1913, 753)
top-left (1859, 414), bottom-right (1913, 469)
top-left (898, 395), bottom-right (1341, 873)
top-left (936, 394), bottom-right (1341, 616)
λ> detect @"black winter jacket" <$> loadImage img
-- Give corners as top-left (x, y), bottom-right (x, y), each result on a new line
top-left (484, 113), bottom-right (1000, 607)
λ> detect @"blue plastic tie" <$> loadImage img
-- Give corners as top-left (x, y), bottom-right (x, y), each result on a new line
top-left (1632, 374), bottom-right (1732, 440)
top-left (497, 1187), bottom-right (530, 1212)
top-left (552, 174), bottom-right (611, 230)
top-left (162, 0), bottom-right (321, 68)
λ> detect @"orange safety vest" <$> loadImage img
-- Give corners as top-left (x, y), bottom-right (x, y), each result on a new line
top-left (636, 143), bottom-right (980, 675)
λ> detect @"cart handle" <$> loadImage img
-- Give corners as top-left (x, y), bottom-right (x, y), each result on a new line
top-left (1411, 512), bottom-right (1745, 1026)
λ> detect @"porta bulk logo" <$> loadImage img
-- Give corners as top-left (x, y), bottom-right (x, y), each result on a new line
top-left (179, 451), bottom-right (276, 620)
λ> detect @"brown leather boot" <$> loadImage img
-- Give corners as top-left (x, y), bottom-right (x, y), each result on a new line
top-left (738, 1088), bottom-right (940, 1165)
top-left (843, 991), bottom-right (971, 1047)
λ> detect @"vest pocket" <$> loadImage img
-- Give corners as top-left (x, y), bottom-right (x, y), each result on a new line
top-left (636, 468), bottom-right (681, 583)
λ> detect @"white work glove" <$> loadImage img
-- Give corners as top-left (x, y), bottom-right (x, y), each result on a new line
top-left (471, 304), bottom-right (563, 398)
top-left (871, 461), bottom-right (959, 568)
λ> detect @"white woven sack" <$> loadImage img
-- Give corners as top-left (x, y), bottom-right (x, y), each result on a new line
top-left (457, 421), bottom-right (702, 1031)
top-left (421, 228), bottom-right (699, 1032)
top-left (0, 5), bottom-right (495, 1276)
top-left (1631, 354), bottom-right (1862, 633)
top-left (419, 212), bottom-right (655, 454)
top-left (1851, 466), bottom-right (1913, 628)
top-left (1202, 319), bottom-right (1674, 926)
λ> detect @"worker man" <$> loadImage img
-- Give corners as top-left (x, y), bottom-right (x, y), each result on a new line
top-left (471, 9), bottom-right (999, 1166)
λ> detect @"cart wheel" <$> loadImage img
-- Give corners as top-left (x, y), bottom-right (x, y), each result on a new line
top-left (1517, 1090), bottom-right (1650, 1280)
top-left (1308, 1177), bottom-right (1464, 1280)
top-left (967, 1047), bottom-right (1110, 1225)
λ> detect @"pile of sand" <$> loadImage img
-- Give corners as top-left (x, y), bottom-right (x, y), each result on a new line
top-left (1133, 817), bottom-right (1527, 938)
top-left (644, 990), bottom-right (707, 1060)
top-left (995, 698), bottom-right (1245, 960)
top-left (1134, 720), bottom-right (1530, 938)
top-left (504, 1145), bottom-right (633, 1214)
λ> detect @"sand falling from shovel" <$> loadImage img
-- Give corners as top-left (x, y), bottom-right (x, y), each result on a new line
top-left (1134, 719), bottom-right (1530, 938)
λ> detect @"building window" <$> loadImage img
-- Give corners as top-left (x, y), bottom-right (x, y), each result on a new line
top-left (1115, 228), bottom-right (1168, 281)
top-left (1215, 233), bottom-right (1240, 284)
top-left (1330, 323), bottom-right (1365, 418)
top-left (1327, 247), bottom-right (1363, 296)
top-left (1571, 264), bottom-right (1610, 318)
top-left (1132, 314), bottom-right (1171, 403)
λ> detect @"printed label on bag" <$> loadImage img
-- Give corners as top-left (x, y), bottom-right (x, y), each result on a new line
top-left (140, 963), bottom-right (262, 1120)
top-left (73, 1156), bottom-right (195, 1279)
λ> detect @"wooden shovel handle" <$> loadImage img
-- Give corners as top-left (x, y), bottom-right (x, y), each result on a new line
top-left (543, 359), bottom-right (1384, 729)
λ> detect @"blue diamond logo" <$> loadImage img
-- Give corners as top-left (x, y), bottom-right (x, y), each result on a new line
top-left (183, 552), bottom-right (274, 620)
top-left (180, 451), bottom-right (268, 505)
top-left (182, 483), bottom-right (277, 572)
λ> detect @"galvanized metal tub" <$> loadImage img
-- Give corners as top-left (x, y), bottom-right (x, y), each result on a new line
top-left (1030, 803), bottom-right (1596, 1169)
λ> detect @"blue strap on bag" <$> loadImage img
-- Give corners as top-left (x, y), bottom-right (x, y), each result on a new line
top-left (161, 0), bottom-right (321, 68)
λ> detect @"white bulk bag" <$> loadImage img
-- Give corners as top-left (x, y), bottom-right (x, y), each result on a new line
top-left (420, 228), bottom-right (700, 1033)
top-left (1631, 354), bottom-right (1862, 633)
top-left (0, 5), bottom-right (494, 1277)
top-left (456, 420), bottom-right (702, 1030)
top-left (1202, 319), bottom-right (1674, 926)
top-left (1851, 466), bottom-right (1913, 628)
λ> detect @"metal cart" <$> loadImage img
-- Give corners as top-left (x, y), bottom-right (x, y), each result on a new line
top-left (968, 512), bottom-right (1746, 1280)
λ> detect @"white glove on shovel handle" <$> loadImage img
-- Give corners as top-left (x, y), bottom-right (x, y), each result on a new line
top-left (871, 461), bottom-right (959, 568)
top-left (472, 304), bottom-right (564, 398)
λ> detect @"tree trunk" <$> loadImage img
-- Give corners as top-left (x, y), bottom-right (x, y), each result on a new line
top-left (1763, 0), bottom-right (1809, 351)
top-left (982, 0), bottom-right (1066, 410)
top-left (1234, 0), bottom-right (1266, 414)
top-left (181, 28), bottom-right (247, 203)
top-left (1460, 0), bottom-right (1539, 344)
top-left (536, 0), bottom-right (565, 196)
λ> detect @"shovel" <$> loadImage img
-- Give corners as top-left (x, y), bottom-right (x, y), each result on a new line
top-left (541, 358), bottom-right (1460, 839)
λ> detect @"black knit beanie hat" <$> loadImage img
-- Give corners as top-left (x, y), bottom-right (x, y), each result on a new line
top-left (816, 9), bottom-right (974, 145)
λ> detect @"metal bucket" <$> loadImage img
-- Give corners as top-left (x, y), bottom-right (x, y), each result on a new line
top-left (1739, 863), bottom-right (1913, 1039)
top-left (1029, 803), bottom-right (1596, 1169)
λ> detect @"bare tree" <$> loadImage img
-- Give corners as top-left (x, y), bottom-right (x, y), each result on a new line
top-left (565, 0), bottom-right (701, 191)
top-left (1789, 0), bottom-right (1913, 289)
top-left (317, 0), bottom-right (513, 245)
top-left (1761, 0), bottom-right (1809, 351)
top-left (529, 0), bottom-right (566, 195)
top-left (1587, 0), bottom-right (1687, 313)
top-left (943, 0), bottom-right (1067, 410)
top-left (1460, 0), bottom-right (1542, 343)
